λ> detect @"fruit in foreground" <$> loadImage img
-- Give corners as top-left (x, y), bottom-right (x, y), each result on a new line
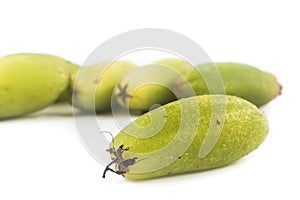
top-left (104, 95), bottom-right (268, 180)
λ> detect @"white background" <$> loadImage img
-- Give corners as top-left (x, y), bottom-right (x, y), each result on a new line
top-left (0, 0), bottom-right (299, 200)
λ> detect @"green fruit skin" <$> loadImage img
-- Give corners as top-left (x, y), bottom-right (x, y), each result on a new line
top-left (183, 62), bottom-right (281, 106)
top-left (114, 63), bottom-right (184, 111)
top-left (112, 95), bottom-right (268, 180)
top-left (0, 53), bottom-right (78, 119)
top-left (115, 59), bottom-right (196, 111)
top-left (125, 84), bottom-right (176, 111)
top-left (55, 62), bottom-right (80, 103)
top-left (117, 59), bottom-right (281, 112)
top-left (73, 61), bottom-right (137, 112)
top-left (153, 58), bottom-right (195, 75)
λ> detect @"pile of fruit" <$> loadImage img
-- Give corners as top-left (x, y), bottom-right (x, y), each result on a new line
top-left (0, 53), bottom-right (281, 180)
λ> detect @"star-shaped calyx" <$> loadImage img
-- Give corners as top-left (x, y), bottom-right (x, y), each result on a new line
top-left (116, 83), bottom-right (132, 105)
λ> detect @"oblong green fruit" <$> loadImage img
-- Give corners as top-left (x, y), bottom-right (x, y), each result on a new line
top-left (73, 61), bottom-right (137, 112)
top-left (114, 59), bottom-right (197, 111)
top-left (0, 53), bottom-right (79, 119)
top-left (117, 59), bottom-right (281, 112)
top-left (114, 64), bottom-right (182, 111)
top-left (109, 95), bottom-right (268, 180)
top-left (181, 62), bottom-right (282, 106)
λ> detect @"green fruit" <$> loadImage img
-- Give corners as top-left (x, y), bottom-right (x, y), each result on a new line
top-left (73, 61), bottom-right (137, 112)
top-left (0, 53), bottom-right (79, 119)
top-left (114, 59), bottom-right (197, 111)
top-left (106, 95), bottom-right (268, 180)
top-left (181, 62), bottom-right (282, 106)
top-left (114, 64), bottom-right (182, 111)
top-left (115, 59), bottom-right (281, 112)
